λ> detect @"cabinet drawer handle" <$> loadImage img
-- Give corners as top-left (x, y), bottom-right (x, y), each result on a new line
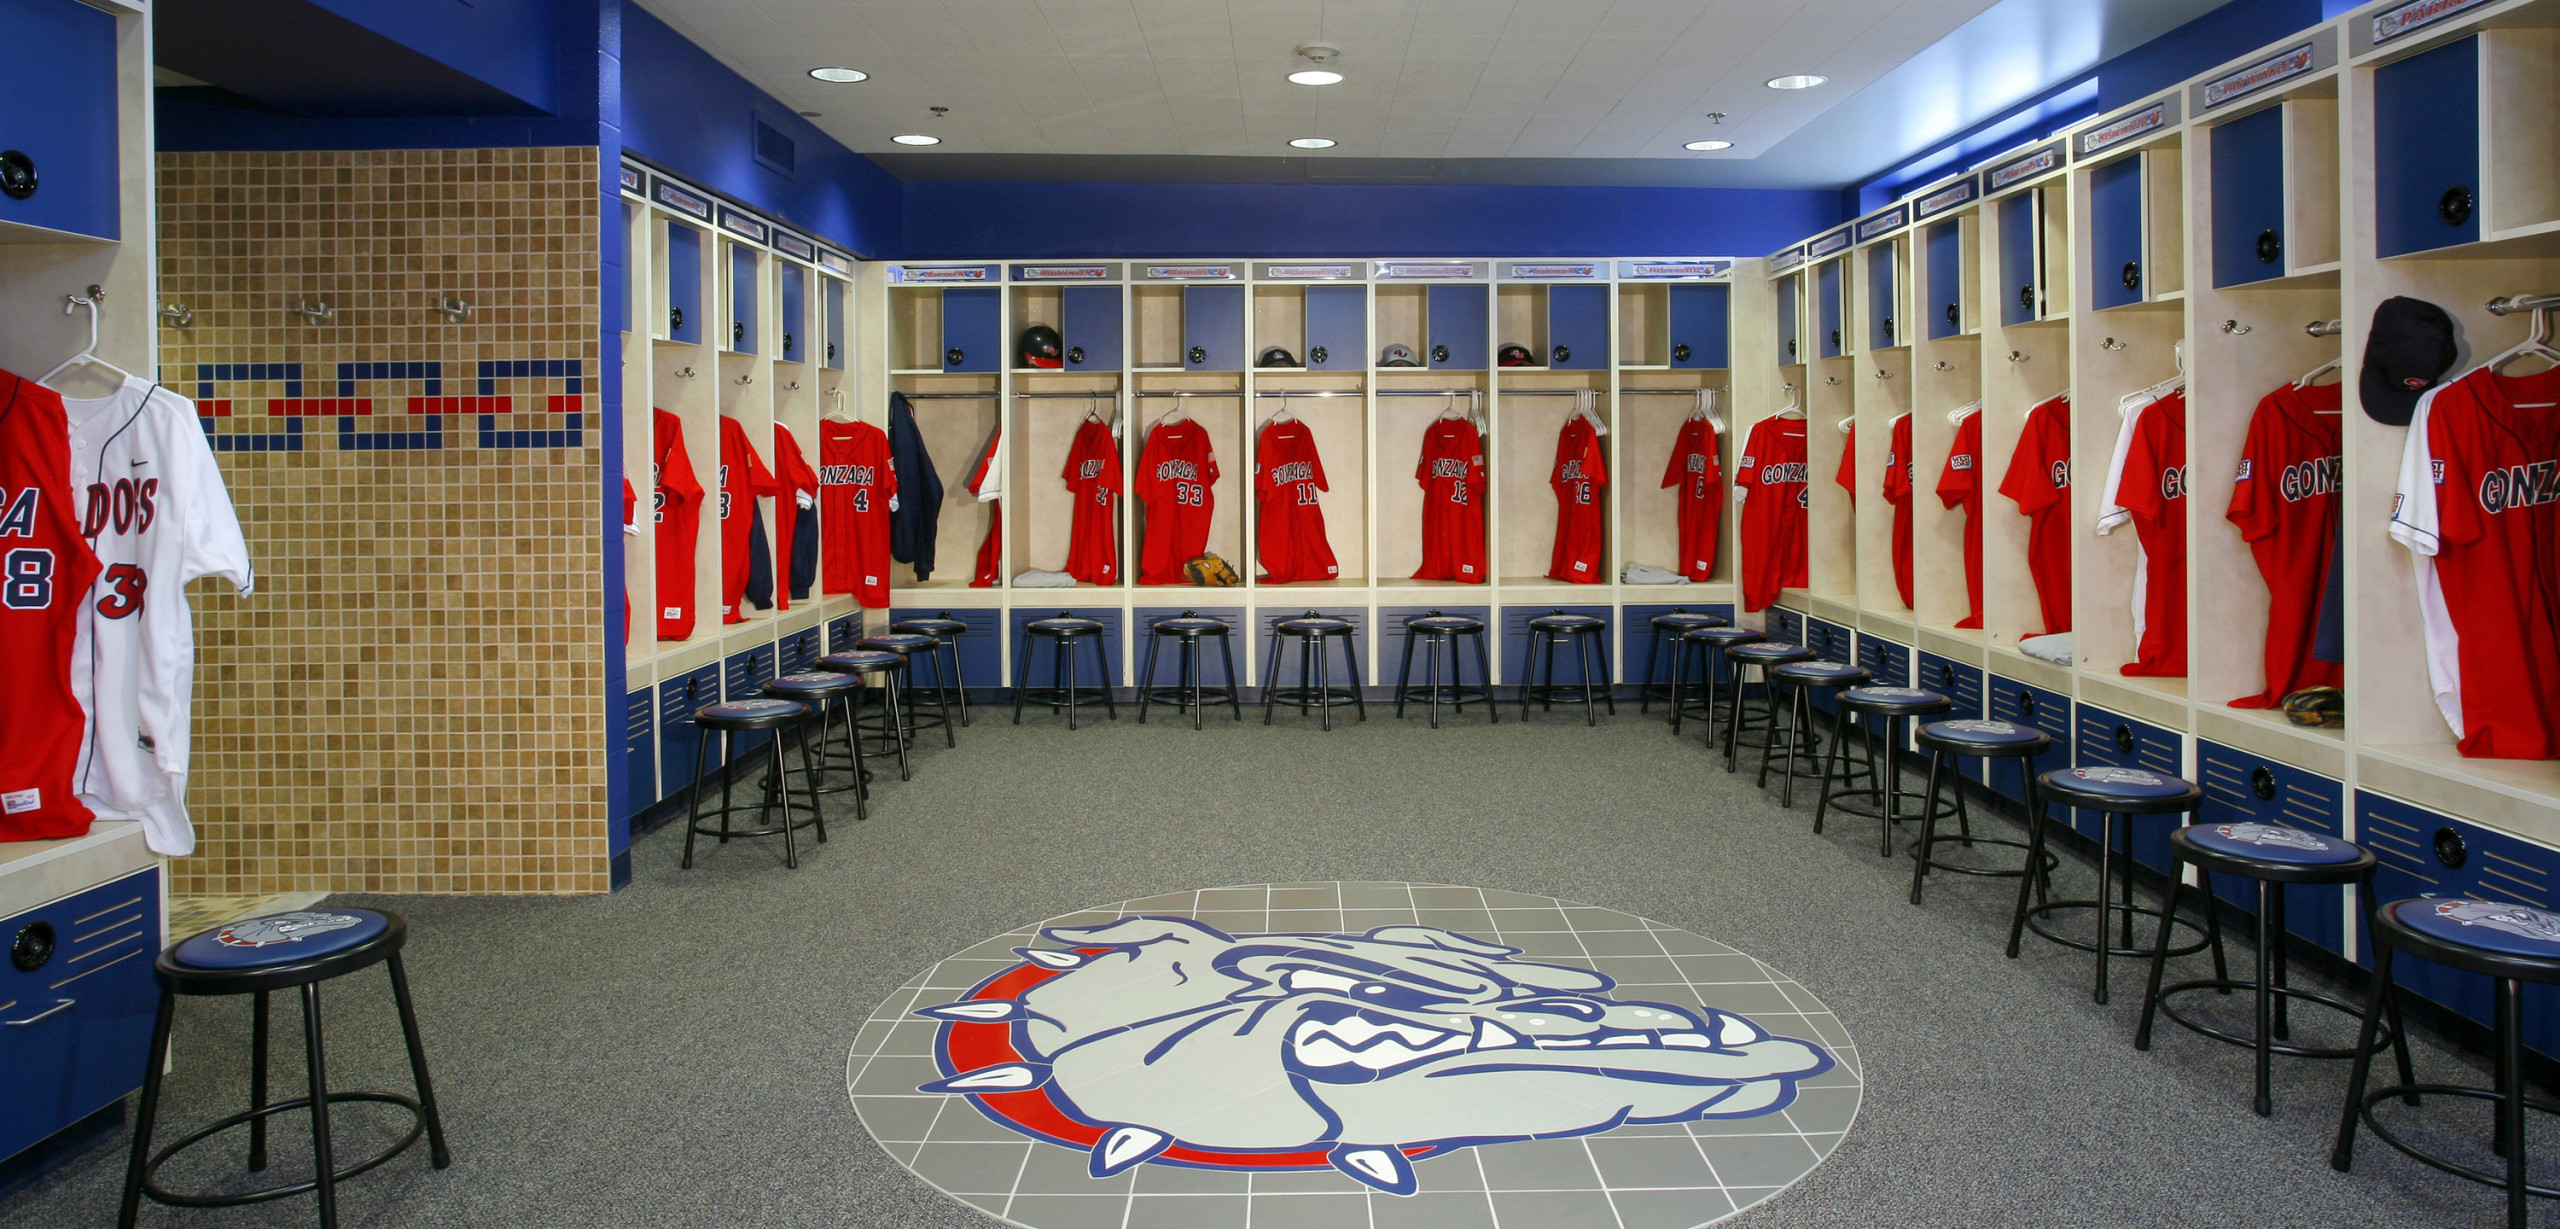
top-left (1066, 345), bottom-right (1085, 365)
top-left (2250, 765), bottom-right (2277, 801)
top-left (1188, 345), bottom-right (1208, 365)
top-left (1307, 345), bottom-right (1326, 364)
top-left (1431, 344), bottom-right (1450, 363)
top-left (2113, 723), bottom-right (2135, 753)
top-left (2019, 284), bottom-right (2035, 312)
top-left (2255, 229), bottom-right (2281, 264)
top-left (2017, 690), bottom-right (2036, 719)
top-left (1672, 343), bottom-right (1692, 362)
top-left (1552, 344), bottom-right (1571, 365)
top-left (2439, 186), bottom-right (2473, 227)
top-left (0, 150), bottom-right (36, 201)
top-left (5, 998), bottom-right (74, 1027)
top-left (670, 306), bottom-right (684, 333)
top-left (946, 346), bottom-right (966, 366)
top-left (1880, 316), bottom-right (1894, 343)
top-left (2119, 261), bottom-right (2141, 293)
top-left (1946, 302), bottom-right (1960, 327)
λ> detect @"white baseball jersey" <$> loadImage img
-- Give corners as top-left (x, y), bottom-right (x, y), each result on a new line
top-left (61, 377), bottom-right (253, 856)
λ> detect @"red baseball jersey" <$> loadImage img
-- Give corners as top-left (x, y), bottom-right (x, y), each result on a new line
top-left (771, 424), bottom-right (818, 612)
top-left (1255, 418), bottom-right (1338, 583)
top-left (819, 418), bottom-right (897, 608)
top-left (2227, 382), bottom-right (2344, 708)
top-left (621, 477), bottom-right (637, 644)
top-left (1415, 418), bottom-right (1488, 583)
top-left (1734, 416), bottom-right (1808, 612)
top-left (1937, 412), bottom-right (1985, 629)
top-left (717, 416), bottom-right (777, 624)
top-left (1137, 419), bottom-right (1218, 585)
top-left (652, 409), bottom-right (704, 641)
top-left (1547, 415), bottom-right (1608, 583)
top-left (2108, 392), bottom-right (2189, 677)
top-left (1880, 413), bottom-right (1915, 608)
top-left (2390, 364), bottom-right (2560, 758)
top-left (966, 425), bottom-right (1001, 589)
top-left (1837, 423), bottom-right (1856, 505)
top-left (1660, 416), bottom-right (1722, 581)
top-left (1062, 419), bottom-right (1121, 585)
top-left (1998, 395), bottom-right (2073, 634)
top-left (0, 374), bottom-right (102, 838)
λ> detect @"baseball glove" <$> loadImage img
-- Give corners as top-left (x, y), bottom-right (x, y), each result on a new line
top-left (2280, 686), bottom-right (2343, 728)
top-left (1185, 553), bottom-right (1240, 587)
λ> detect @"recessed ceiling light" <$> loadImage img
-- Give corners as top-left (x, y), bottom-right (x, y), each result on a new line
top-left (1684, 139), bottom-right (1733, 152)
top-left (1288, 70), bottom-right (1344, 85)
top-left (892, 134), bottom-right (941, 146)
top-left (1765, 74), bottom-right (1827, 90)
top-left (807, 67), bottom-right (868, 83)
top-left (1289, 137), bottom-right (1337, 149)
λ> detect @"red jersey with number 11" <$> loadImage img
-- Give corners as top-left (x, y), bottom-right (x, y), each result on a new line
top-left (652, 410), bottom-right (704, 640)
top-left (820, 419), bottom-right (897, 608)
top-left (1256, 418), bottom-right (1338, 583)
top-left (2227, 382), bottom-right (2343, 707)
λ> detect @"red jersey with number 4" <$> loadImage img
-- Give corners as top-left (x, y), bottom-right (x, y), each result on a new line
top-left (820, 419), bottom-right (897, 608)
top-left (2110, 392), bottom-right (2189, 677)
top-left (1734, 416), bottom-right (1808, 612)
top-left (1137, 419), bottom-right (1218, 584)
top-left (653, 410), bottom-right (704, 641)
top-left (1548, 416), bottom-right (1607, 583)
top-left (1999, 396), bottom-right (2073, 635)
top-left (2228, 382), bottom-right (2344, 708)
top-left (1415, 418), bottom-right (1487, 583)
top-left (0, 375), bottom-right (102, 839)
top-left (1661, 417), bottom-right (1722, 581)
top-left (1256, 419), bottom-right (1338, 583)
top-left (717, 417), bottom-right (777, 624)
top-left (2390, 365), bottom-right (2560, 758)
top-left (1937, 412), bottom-right (1985, 628)
top-left (1881, 414), bottom-right (1914, 608)
top-left (1062, 419), bottom-right (1121, 584)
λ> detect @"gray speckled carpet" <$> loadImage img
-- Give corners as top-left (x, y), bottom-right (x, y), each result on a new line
top-left (6, 709), bottom-right (2549, 1227)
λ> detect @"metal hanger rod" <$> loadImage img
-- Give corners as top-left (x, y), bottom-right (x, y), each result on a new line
top-left (1620, 388), bottom-right (1726, 396)
top-left (2488, 293), bottom-right (2560, 316)
top-left (1012, 390), bottom-right (1124, 399)
top-left (899, 391), bottom-right (1000, 400)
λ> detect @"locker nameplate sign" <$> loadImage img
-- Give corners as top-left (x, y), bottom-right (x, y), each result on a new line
top-left (1143, 265), bottom-right (1237, 280)
top-left (2200, 39), bottom-right (2324, 110)
top-left (818, 248), bottom-right (851, 274)
top-left (2373, 0), bottom-right (2491, 44)
top-left (891, 265), bottom-right (996, 283)
top-left (1911, 175), bottom-right (1979, 221)
top-left (618, 163), bottom-right (644, 194)
top-left (1981, 141), bottom-right (2065, 191)
top-left (1375, 261), bottom-right (1483, 280)
top-left (1012, 264), bottom-right (1118, 281)
top-left (1805, 228), bottom-right (1851, 259)
top-left (650, 177), bottom-right (711, 221)
top-left (1768, 245), bottom-right (1807, 275)
top-left (2079, 98), bottom-right (2178, 156)
top-left (1618, 260), bottom-right (1730, 280)
top-left (771, 228), bottom-right (816, 262)
top-left (1504, 263), bottom-right (1598, 279)
top-left (1854, 205), bottom-right (1909, 243)
top-left (718, 206), bottom-right (769, 244)
top-left (1259, 263), bottom-right (1358, 280)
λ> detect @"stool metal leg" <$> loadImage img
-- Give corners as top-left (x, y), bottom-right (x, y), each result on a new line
top-left (1345, 633), bottom-right (1367, 722)
top-left (1576, 633), bottom-right (1599, 726)
top-left (301, 981), bottom-right (340, 1229)
top-left (1013, 631), bottom-right (1031, 724)
top-left (2255, 878), bottom-right (2276, 1115)
top-left (2093, 814), bottom-right (2119, 1004)
top-left (248, 989), bottom-right (270, 1170)
top-left (767, 735), bottom-right (798, 869)
top-left (1909, 751), bottom-right (1946, 905)
top-left (680, 726), bottom-right (712, 869)
top-left (1724, 666), bottom-right (1752, 773)
top-left (1262, 629), bottom-right (1284, 724)
top-left (1425, 635), bottom-right (1445, 728)
top-left (1187, 638), bottom-right (1206, 730)
top-left (2135, 867), bottom-right (2183, 1051)
top-left (1394, 628), bottom-right (1417, 718)
top-left (1138, 632), bottom-right (1161, 724)
top-left (885, 677), bottom-right (914, 778)
top-left (116, 990), bottom-right (178, 1229)
top-left (1812, 711), bottom-right (1851, 832)
top-left (925, 651), bottom-right (957, 748)
top-left (2007, 797), bottom-right (2054, 959)
top-left (2331, 942), bottom-right (2395, 1172)
top-left (2502, 977), bottom-right (2529, 1228)
top-left (1600, 633), bottom-right (1617, 717)
top-left (1873, 717), bottom-right (1898, 857)
top-left (1473, 631), bottom-right (1497, 724)
top-left (1519, 632), bottom-right (1541, 721)
top-left (1667, 638), bottom-right (1691, 733)
top-left (386, 952), bottom-right (453, 1168)
top-left (1219, 634), bottom-right (1243, 722)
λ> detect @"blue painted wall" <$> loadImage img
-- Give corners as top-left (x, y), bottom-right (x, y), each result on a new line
top-left (306, 0), bottom-right (560, 115)
top-left (900, 182), bottom-right (1842, 261)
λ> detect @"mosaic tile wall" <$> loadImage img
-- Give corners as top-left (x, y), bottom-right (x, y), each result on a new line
top-left (158, 148), bottom-right (610, 895)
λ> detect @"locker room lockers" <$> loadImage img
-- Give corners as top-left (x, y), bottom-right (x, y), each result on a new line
top-left (941, 287), bottom-right (1001, 372)
top-left (1667, 283), bottom-right (1731, 368)
top-left (1924, 221), bottom-right (1964, 339)
top-left (1060, 285), bottom-right (1123, 371)
top-left (1428, 284), bottom-right (1489, 369)
top-left (1303, 285), bottom-right (1366, 370)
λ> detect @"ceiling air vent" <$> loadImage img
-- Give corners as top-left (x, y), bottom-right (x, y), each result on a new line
top-left (753, 112), bottom-right (797, 177)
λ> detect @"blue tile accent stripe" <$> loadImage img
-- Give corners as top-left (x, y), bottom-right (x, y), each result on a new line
top-left (341, 414), bottom-right (445, 452)
top-left (200, 416), bottom-right (304, 453)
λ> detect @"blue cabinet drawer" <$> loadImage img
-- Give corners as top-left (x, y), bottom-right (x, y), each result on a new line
top-left (1303, 285), bottom-right (1365, 371)
top-left (1764, 607), bottom-right (1805, 646)
top-left (1, 867), bottom-right (162, 1163)
top-left (1924, 221), bottom-right (1964, 339)
top-left (1546, 285), bottom-right (1609, 370)
top-left (1801, 618), bottom-right (1854, 715)
top-left (727, 245), bottom-right (760, 354)
top-left (657, 665), bottom-right (721, 781)
top-left (0, 0), bottom-right (119, 241)
top-left (2209, 104), bottom-right (2288, 287)
top-left (890, 607), bottom-right (1003, 694)
top-left (1134, 606), bottom-right (1246, 689)
top-left (723, 643), bottom-right (784, 755)
top-left (778, 264), bottom-right (806, 362)
top-left (2359, 791), bottom-right (2560, 1061)
top-left (1502, 605), bottom-right (1610, 688)
top-left (1915, 653), bottom-right (1986, 783)
top-left (1060, 286), bottom-right (1123, 371)
top-left (1815, 260), bottom-right (1845, 359)
top-left (2088, 155), bottom-right (2147, 310)
top-left (1428, 285), bottom-right (1489, 369)
top-left (1012, 607), bottom-right (1124, 689)
top-left (826, 613), bottom-right (864, 653)
top-left (1984, 675), bottom-right (2070, 803)
top-left (824, 278), bottom-right (846, 369)
top-left (1853, 633), bottom-right (1910, 686)
top-left (1381, 604), bottom-right (1494, 689)
top-left (1184, 285), bottom-right (1246, 371)
top-left (1624, 603), bottom-right (1739, 689)
top-left (1997, 193), bottom-right (2039, 325)
top-left (665, 223), bottom-right (702, 343)
top-left (1776, 275), bottom-right (1802, 365)
top-left (2373, 36), bottom-right (2480, 257)
top-left (2198, 742), bottom-right (2348, 954)
top-left (776, 625), bottom-right (825, 675)
top-left (1865, 243), bottom-right (1900, 350)
top-left (941, 287), bottom-right (1002, 372)
top-left (622, 687), bottom-right (658, 809)
top-left (2071, 704), bottom-right (2184, 866)
top-left (1667, 283), bottom-right (1729, 369)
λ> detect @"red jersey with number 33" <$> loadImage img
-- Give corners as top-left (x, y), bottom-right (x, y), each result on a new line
top-left (1138, 419), bottom-right (1218, 585)
top-left (653, 410), bottom-right (704, 641)
top-left (820, 419), bottom-right (897, 608)
top-left (0, 375), bottom-right (102, 839)
top-left (717, 416), bottom-right (777, 624)
top-left (1661, 417), bottom-right (1722, 581)
top-left (1415, 418), bottom-right (1487, 583)
top-left (1734, 416), bottom-right (1808, 612)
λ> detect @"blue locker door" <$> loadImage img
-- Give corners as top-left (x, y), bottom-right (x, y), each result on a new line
top-left (778, 625), bottom-right (825, 674)
top-left (1428, 285), bottom-right (1490, 369)
top-left (1924, 221), bottom-right (1965, 339)
top-left (1623, 603), bottom-right (1740, 693)
top-left (658, 666), bottom-right (720, 784)
top-left (2071, 705), bottom-right (2184, 866)
top-left (1380, 605), bottom-right (1495, 696)
top-left (0, 0), bottom-right (118, 240)
top-left (1134, 606), bottom-right (1246, 693)
top-left (723, 643), bottom-right (783, 754)
top-left (1776, 277), bottom-right (1801, 364)
top-left (942, 287), bottom-right (1001, 373)
top-left (1183, 285), bottom-right (1246, 371)
top-left (2358, 793), bottom-right (2560, 1062)
top-left (1865, 244), bottom-right (1899, 350)
top-left (1303, 285), bottom-right (1367, 371)
top-left (1815, 261), bottom-right (1845, 358)
top-left (2375, 36), bottom-right (2481, 256)
top-left (1060, 286), bottom-right (1124, 371)
top-left (623, 688), bottom-right (658, 810)
top-left (1997, 194), bottom-right (2038, 325)
top-left (728, 245), bottom-right (759, 353)
top-left (0, 869), bottom-right (160, 1161)
top-left (666, 224), bottom-right (702, 343)
top-left (778, 265), bottom-right (805, 362)
top-left (824, 279), bottom-right (846, 370)
top-left (1546, 285), bottom-right (1609, 370)
top-left (2090, 157), bottom-right (2149, 310)
top-left (1915, 653), bottom-right (1987, 782)
top-left (1984, 677), bottom-right (2070, 804)
top-left (890, 606), bottom-right (1004, 697)
top-left (1667, 283), bottom-right (1730, 369)
top-left (1011, 608), bottom-right (1125, 691)
top-left (2211, 105), bottom-right (2289, 287)
top-left (2198, 742), bottom-right (2348, 956)
top-left (1502, 606), bottom-right (1613, 689)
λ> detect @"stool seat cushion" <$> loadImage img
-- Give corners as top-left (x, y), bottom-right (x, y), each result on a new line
top-left (1528, 613), bottom-right (1605, 630)
top-left (1726, 642), bottom-right (1815, 663)
top-left (1152, 617), bottom-right (1229, 633)
top-left (1651, 612), bottom-right (1727, 630)
top-left (890, 618), bottom-right (967, 635)
top-left (819, 650), bottom-right (901, 672)
top-left (767, 671), bottom-right (862, 696)
top-left (1919, 718), bottom-right (2050, 750)
top-left (172, 909), bottom-right (391, 971)
top-left (1684, 626), bottom-right (1764, 646)
top-left (1027, 617), bottom-right (1104, 634)
top-left (2185, 822), bottom-right (2364, 866)
top-left (2393, 898), bottom-right (2560, 961)
top-left (1842, 685), bottom-right (1951, 712)
top-left (1277, 617), bottom-right (1352, 633)
top-left (2040, 766), bottom-right (2201, 806)
top-left (695, 698), bottom-right (810, 728)
top-left (1771, 661), bottom-right (1867, 684)
top-left (859, 633), bottom-right (937, 652)
top-left (1406, 615), bottom-right (1483, 632)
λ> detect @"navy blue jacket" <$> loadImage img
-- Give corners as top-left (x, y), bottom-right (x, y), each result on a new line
top-left (887, 392), bottom-right (945, 581)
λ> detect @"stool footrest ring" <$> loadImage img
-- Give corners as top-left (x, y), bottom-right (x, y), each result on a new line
top-left (1807, 784), bottom-right (1936, 825)
top-left (1914, 834), bottom-right (2056, 879)
top-left (1269, 686), bottom-right (1363, 708)
top-left (2355, 1083), bottom-right (2560, 1198)
top-left (2153, 980), bottom-right (2391, 1059)
top-left (141, 1092), bottom-right (430, 1209)
top-left (2022, 900), bottom-right (2214, 959)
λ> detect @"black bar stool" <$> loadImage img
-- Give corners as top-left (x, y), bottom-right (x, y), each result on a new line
top-left (1394, 612), bottom-right (1496, 728)
top-left (1264, 613), bottom-right (1365, 729)
top-left (764, 670), bottom-right (870, 822)
top-left (818, 649), bottom-right (912, 782)
top-left (860, 632), bottom-right (956, 749)
top-left (1816, 685), bottom-right (1952, 852)
top-left (119, 908), bottom-right (449, 1229)
top-left (2138, 823), bottom-right (2407, 1117)
top-left (1721, 641), bottom-right (1815, 773)
top-left (1763, 660), bottom-right (1870, 805)
top-left (1518, 612), bottom-right (1615, 725)
top-left (1638, 610), bottom-right (1727, 714)
top-left (2334, 897), bottom-right (2559, 1228)
top-left (1672, 625), bottom-right (1762, 746)
top-left (1909, 718), bottom-right (2057, 907)
top-left (682, 698), bottom-right (824, 869)
top-left (2011, 766), bottom-right (2224, 1004)
top-left (1138, 613), bottom-right (1244, 728)
top-left (890, 614), bottom-right (974, 728)
top-left (1013, 615), bottom-right (1117, 729)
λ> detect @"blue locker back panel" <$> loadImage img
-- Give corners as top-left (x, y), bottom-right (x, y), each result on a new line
top-left (778, 264), bottom-right (805, 362)
top-left (0, 867), bottom-right (160, 1162)
top-left (1625, 603), bottom-right (1741, 689)
top-left (2071, 704), bottom-right (2184, 865)
top-left (623, 687), bottom-right (658, 808)
top-left (1815, 261), bottom-right (1845, 359)
top-left (1776, 276), bottom-right (1802, 364)
top-left (1184, 285), bottom-right (1247, 371)
top-left (1380, 604), bottom-right (1495, 690)
top-left (1060, 285), bottom-right (1124, 371)
top-left (1503, 605), bottom-right (1613, 688)
top-left (2210, 105), bottom-right (2289, 288)
top-left (1134, 606), bottom-right (1246, 689)
top-left (0, 0), bottom-right (119, 240)
top-left (1924, 221), bottom-right (1965, 339)
top-left (1865, 243), bottom-right (1899, 350)
top-left (942, 287), bottom-right (1001, 373)
top-left (1428, 284), bottom-right (1490, 369)
top-left (2088, 156), bottom-right (2148, 310)
top-left (1997, 194), bottom-right (2039, 325)
top-left (728, 245), bottom-right (759, 354)
top-left (1011, 607), bottom-right (1125, 689)
top-left (2360, 791), bottom-right (2560, 1062)
top-left (2198, 742), bottom-right (2348, 955)
top-left (1259, 607), bottom-right (1371, 690)
top-left (1667, 283), bottom-right (1731, 369)
top-left (1985, 675), bottom-right (2071, 803)
top-left (1303, 285), bottom-right (1367, 371)
top-left (1854, 636), bottom-right (1912, 686)
top-left (658, 665), bottom-right (721, 783)
top-left (890, 606), bottom-right (1005, 693)
top-left (1916, 652), bottom-right (1987, 781)
top-left (1546, 284), bottom-right (1610, 370)
top-left (2374, 35), bottom-right (2480, 257)
top-left (824, 278), bottom-right (846, 369)
top-left (826, 613), bottom-right (864, 653)
top-left (666, 223), bottom-right (702, 343)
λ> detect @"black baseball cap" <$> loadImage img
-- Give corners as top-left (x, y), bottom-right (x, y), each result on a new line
top-left (2360, 296), bottom-right (2458, 426)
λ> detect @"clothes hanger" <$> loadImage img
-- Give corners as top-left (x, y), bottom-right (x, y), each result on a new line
top-left (1948, 400), bottom-right (1980, 424)
top-left (2129, 341), bottom-right (2188, 410)
top-left (1836, 415), bottom-right (1855, 435)
top-left (824, 387), bottom-right (855, 422)
top-left (1264, 393), bottom-right (1295, 427)
top-left (1774, 383), bottom-right (1805, 419)
top-left (1576, 389), bottom-right (1607, 437)
top-left (2484, 303), bottom-right (2560, 387)
top-left (1689, 388), bottom-right (1726, 432)
top-left (2295, 357), bottom-right (2345, 396)
top-left (37, 291), bottom-right (141, 389)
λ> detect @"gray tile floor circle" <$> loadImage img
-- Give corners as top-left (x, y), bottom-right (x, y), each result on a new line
top-left (847, 881), bottom-right (1863, 1229)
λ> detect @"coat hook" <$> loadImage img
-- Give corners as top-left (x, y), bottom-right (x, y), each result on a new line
top-left (673, 366), bottom-right (697, 379)
top-left (2007, 350), bottom-right (2029, 363)
top-left (785, 381), bottom-right (801, 392)
top-left (1823, 375), bottom-right (1840, 385)
top-left (432, 295), bottom-right (472, 323)
top-left (2100, 337), bottom-right (2124, 351)
top-left (1874, 367), bottom-right (1892, 380)
top-left (1933, 360), bottom-right (1951, 371)
top-left (295, 298), bottom-right (335, 325)
top-left (734, 372), bottom-right (754, 386)
top-left (160, 302), bottom-right (194, 328)
top-left (2220, 319), bottom-right (2252, 335)
top-left (2306, 318), bottom-right (2344, 337)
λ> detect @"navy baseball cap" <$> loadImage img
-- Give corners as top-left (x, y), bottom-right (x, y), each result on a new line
top-left (2360, 296), bottom-right (2458, 426)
